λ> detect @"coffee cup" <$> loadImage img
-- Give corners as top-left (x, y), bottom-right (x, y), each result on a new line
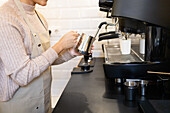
top-left (120, 38), bottom-right (131, 54)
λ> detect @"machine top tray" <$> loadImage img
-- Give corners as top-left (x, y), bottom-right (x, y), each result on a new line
top-left (104, 44), bottom-right (145, 64)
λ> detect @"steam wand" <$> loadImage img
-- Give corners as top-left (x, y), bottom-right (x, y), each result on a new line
top-left (71, 22), bottom-right (109, 74)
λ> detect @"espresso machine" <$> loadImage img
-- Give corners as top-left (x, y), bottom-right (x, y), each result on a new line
top-left (104, 0), bottom-right (170, 78)
top-left (104, 0), bottom-right (170, 81)
top-left (101, 0), bottom-right (170, 112)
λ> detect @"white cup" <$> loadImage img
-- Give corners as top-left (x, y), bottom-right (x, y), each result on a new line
top-left (139, 38), bottom-right (145, 54)
top-left (119, 39), bottom-right (131, 54)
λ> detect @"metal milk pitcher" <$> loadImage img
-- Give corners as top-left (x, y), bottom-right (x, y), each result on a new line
top-left (75, 22), bottom-right (111, 55)
top-left (76, 33), bottom-right (95, 55)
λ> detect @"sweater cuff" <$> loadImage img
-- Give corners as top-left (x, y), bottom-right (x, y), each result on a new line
top-left (67, 49), bottom-right (76, 58)
top-left (42, 47), bottom-right (58, 65)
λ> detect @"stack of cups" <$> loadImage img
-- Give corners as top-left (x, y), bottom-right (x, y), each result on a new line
top-left (139, 80), bottom-right (148, 96)
top-left (124, 81), bottom-right (138, 101)
top-left (119, 37), bottom-right (131, 54)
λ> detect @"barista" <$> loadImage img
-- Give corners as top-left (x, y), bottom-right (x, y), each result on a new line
top-left (0, 0), bottom-right (82, 113)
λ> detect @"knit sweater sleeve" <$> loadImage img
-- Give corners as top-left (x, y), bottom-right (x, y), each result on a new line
top-left (52, 49), bottom-right (75, 65)
top-left (37, 11), bottom-right (75, 65)
top-left (0, 19), bottom-right (58, 86)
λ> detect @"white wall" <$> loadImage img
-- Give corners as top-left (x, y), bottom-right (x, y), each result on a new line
top-left (0, 0), bottom-right (115, 108)
top-left (36, 0), bottom-right (114, 57)
top-left (36, 0), bottom-right (113, 108)
top-left (0, 0), bottom-right (114, 57)
top-left (0, 0), bottom-right (7, 5)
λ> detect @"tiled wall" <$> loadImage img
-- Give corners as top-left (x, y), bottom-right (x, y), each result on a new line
top-left (0, 0), bottom-right (116, 108)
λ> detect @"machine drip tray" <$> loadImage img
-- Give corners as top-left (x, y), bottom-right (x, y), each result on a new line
top-left (103, 44), bottom-right (144, 64)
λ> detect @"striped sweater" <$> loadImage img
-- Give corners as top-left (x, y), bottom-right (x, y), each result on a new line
top-left (0, 0), bottom-right (73, 101)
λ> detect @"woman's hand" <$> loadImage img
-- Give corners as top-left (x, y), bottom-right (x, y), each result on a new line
top-left (89, 45), bottom-right (94, 56)
top-left (58, 31), bottom-right (79, 49)
top-left (52, 31), bottom-right (79, 54)
top-left (69, 48), bottom-right (82, 56)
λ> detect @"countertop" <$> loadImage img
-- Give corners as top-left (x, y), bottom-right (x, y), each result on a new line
top-left (52, 58), bottom-right (140, 113)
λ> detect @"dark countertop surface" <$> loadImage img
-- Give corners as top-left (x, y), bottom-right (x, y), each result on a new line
top-left (52, 58), bottom-right (140, 113)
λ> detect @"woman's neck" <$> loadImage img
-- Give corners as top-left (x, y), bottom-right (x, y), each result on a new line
top-left (20, 0), bottom-right (36, 6)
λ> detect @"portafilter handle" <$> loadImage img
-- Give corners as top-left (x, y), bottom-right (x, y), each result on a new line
top-left (84, 55), bottom-right (90, 63)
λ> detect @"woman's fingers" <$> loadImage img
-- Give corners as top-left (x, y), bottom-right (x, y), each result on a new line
top-left (72, 33), bottom-right (80, 37)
